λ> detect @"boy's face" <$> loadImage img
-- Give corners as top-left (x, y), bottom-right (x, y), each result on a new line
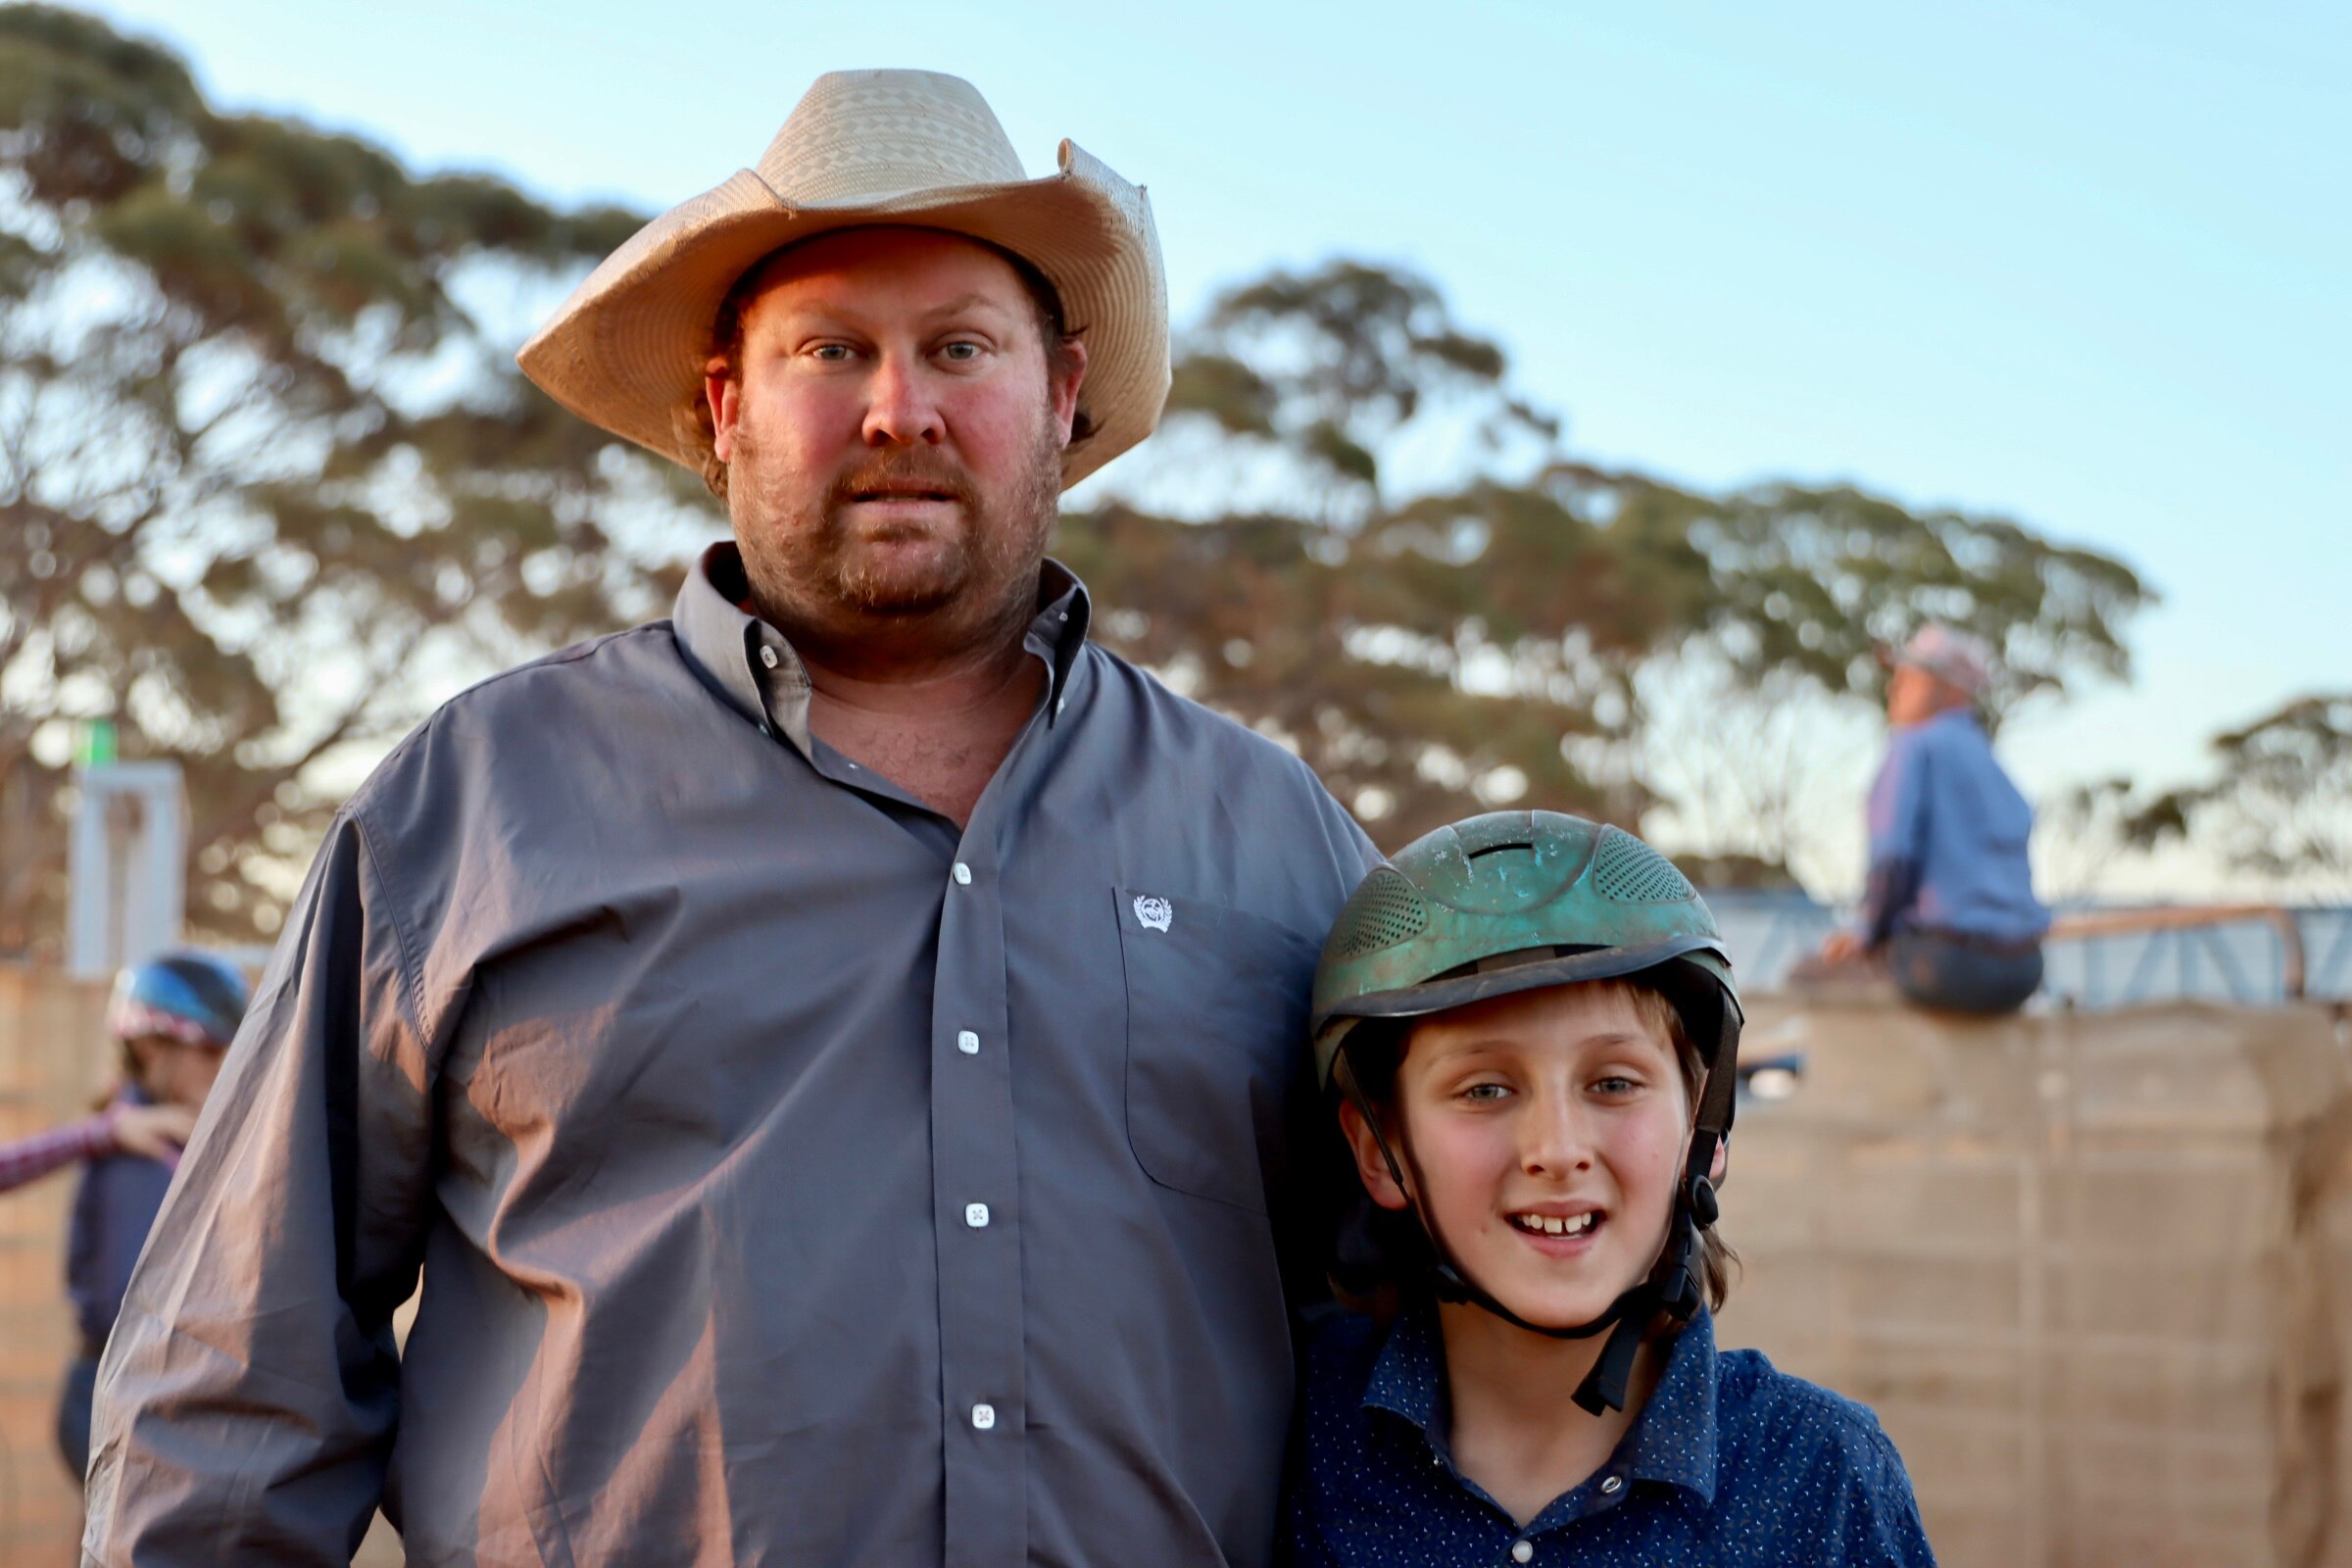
top-left (1340, 983), bottom-right (1705, 1331)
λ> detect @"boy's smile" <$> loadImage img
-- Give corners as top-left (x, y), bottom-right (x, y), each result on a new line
top-left (1505, 1205), bottom-right (1600, 1245)
top-left (1344, 981), bottom-right (1700, 1333)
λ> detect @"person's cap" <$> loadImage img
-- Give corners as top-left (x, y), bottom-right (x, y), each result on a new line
top-left (1879, 622), bottom-right (1994, 699)
top-left (517, 70), bottom-right (1169, 493)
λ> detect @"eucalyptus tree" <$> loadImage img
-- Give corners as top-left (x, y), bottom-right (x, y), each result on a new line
top-left (0, 6), bottom-right (703, 949)
top-left (2127, 693), bottom-right (2352, 895)
top-left (2, 7), bottom-right (2156, 947)
top-left (1067, 259), bottom-right (2150, 856)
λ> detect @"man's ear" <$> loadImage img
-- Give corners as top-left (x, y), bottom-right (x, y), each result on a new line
top-left (704, 358), bottom-right (741, 462)
top-left (1048, 335), bottom-right (1088, 445)
top-left (1337, 1094), bottom-right (1412, 1212)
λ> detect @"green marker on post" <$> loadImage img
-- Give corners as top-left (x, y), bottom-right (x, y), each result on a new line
top-left (75, 718), bottom-right (118, 770)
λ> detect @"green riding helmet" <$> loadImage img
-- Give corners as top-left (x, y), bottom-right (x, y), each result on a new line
top-left (1312, 809), bottom-right (1742, 1090)
top-left (1309, 809), bottom-right (1744, 1416)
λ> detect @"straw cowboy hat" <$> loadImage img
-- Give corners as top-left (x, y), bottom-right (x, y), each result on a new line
top-left (517, 70), bottom-right (1169, 491)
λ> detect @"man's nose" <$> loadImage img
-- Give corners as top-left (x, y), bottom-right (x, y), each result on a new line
top-left (861, 350), bottom-right (946, 448)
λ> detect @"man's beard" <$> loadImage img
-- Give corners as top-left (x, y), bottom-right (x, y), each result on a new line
top-left (728, 414), bottom-right (1063, 635)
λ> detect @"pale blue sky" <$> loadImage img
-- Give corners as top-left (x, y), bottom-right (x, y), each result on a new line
top-left (86, 0), bottom-right (2349, 889)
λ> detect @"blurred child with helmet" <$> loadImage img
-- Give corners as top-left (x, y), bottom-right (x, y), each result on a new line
top-left (1287, 811), bottom-right (1934, 1565)
top-left (51, 949), bottom-right (249, 1484)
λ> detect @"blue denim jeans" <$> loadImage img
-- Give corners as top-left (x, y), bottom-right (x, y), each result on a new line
top-left (1888, 930), bottom-right (2043, 1015)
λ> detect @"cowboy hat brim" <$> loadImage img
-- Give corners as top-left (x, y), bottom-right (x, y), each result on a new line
top-left (516, 138), bottom-right (1168, 491)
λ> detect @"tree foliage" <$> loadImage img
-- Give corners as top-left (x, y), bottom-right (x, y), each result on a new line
top-left (0, 6), bottom-right (706, 951)
top-left (2126, 693), bottom-right (2352, 893)
top-left (1, 8), bottom-right (2162, 950)
top-left (1067, 261), bottom-right (2152, 853)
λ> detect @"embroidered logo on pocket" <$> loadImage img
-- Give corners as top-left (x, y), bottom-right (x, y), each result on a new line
top-left (1132, 895), bottom-right (1174, 933)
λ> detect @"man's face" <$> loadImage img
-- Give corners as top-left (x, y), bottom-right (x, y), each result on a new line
top-left (1342, 985), bottom-right (1699, 1333)
top-left (704, 227), bottom-right (1087, 655)
top-left (1886, 662), bottom-right (1955, 726)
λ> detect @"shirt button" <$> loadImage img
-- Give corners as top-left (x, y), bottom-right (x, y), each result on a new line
top-left (964, 1202), bottom-right (990, 1228)
top-left (970, 1402), bottom-right (996, 1431)
top-left (1510, 1543), bottom-right (1534, 1564)
top-left (956, 1030), bottom-right (980, 1055)
top-left (1598, 1473), bottom-right (1624, 1494)
top-left (952, 861), bottom-right (972, 886)
top-left (759, 646), bottom-right (779, 669)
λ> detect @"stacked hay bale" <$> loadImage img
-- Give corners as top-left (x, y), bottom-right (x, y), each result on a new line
top-left (0, 965), bottom-right (110, 1562)
top-left (1718, 997), bottom-right (2352, 1568)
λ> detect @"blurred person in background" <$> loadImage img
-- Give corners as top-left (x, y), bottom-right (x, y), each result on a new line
top-left (0, 1093), bottom-right (191, 1198)
top-left (1812, 624), bottom-right (2049, 1013)
top-left (53, 949), bottom-right (248, 1484)
top-left (83, 70), bottom-right (1374, 1568)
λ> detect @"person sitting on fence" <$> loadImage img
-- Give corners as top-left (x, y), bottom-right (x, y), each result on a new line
top-left (1289, 811), bottom-right (1934, 1566)
top-left (53, 950), bottom-right (248, 1485)
top-left (1813, 623), bottom-right (2049, 1015)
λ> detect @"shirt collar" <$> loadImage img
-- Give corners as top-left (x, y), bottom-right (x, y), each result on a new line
top-left (1361, 1299), bottom-right (1446, 1442)
top-left (1908, 705), bottom-right (1982, 738)
top-left (669, 542), bottom-right (1094, 763)
top-left (1362, 1303), bottom-right (1722, 1505)
top-left (1616, 1306), bottom-right (1721, 1504)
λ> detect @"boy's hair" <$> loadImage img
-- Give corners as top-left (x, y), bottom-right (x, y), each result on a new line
top-left (1332, 975), bottom-right (1738, 1317)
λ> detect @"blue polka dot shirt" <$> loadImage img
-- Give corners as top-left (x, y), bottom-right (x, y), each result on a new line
top-left (1285, 1304), bottom-right (1936, 1566)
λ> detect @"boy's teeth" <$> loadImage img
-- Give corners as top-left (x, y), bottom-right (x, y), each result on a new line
top-left (1513, 1212), bottom-right (1595, 1236)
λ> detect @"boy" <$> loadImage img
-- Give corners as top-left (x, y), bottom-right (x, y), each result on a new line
top-left (1289, 810), bottom-right (1934, 1565)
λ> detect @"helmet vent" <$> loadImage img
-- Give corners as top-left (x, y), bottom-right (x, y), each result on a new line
top-left (1328, 868), bottom-right (1433, 958)
top-left (1590, 828), bottom-right (1695, 905)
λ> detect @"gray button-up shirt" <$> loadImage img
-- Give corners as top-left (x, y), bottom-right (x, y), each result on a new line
top-left (82, 546), bottom-right (1378, 1567)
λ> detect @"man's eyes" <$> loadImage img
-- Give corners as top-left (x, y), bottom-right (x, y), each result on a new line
top-left (799, 340), bottom-right (987, 363)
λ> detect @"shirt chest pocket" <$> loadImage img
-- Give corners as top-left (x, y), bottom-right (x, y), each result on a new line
top-left (1116, 885), bottom-right (1321, 1214)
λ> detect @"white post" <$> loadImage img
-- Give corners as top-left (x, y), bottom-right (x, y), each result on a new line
top-left (66, 761), bottom-right (187, 979)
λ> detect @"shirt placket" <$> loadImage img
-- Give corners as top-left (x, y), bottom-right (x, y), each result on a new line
top-left (739, 577), bottom-right (1073, 1567)
top-left (931, 795), bottom-right (1029, 1568)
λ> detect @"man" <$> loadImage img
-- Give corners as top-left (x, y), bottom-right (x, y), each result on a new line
top-left (1815, 623), bottom-right (2048, 1013)
top-left (83, 71), bottom-right (1375, 1566)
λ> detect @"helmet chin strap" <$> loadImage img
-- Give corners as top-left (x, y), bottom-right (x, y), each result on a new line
top-left (1342, 1076), bottom-right (1725, 1416)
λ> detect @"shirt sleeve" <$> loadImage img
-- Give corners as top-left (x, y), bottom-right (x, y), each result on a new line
top-left (0, 1111), bottom-right (113, 1194)
top-left (1839, 1426), bottom-right (1938, 1566)
top-left (80, 808), bottom-right (437, 1566)
top-left (1857, 735), bottom-right (1931, 950)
